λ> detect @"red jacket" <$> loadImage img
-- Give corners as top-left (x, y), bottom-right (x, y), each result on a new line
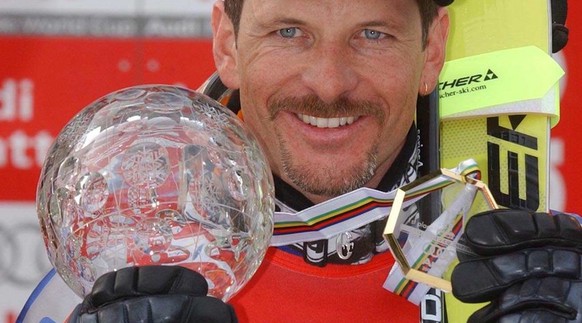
top-left (230, 247), bottom-right (418, 322)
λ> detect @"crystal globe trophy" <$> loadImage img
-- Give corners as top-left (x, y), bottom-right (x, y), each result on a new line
top-left (36, 85), bottom-right (275, 301)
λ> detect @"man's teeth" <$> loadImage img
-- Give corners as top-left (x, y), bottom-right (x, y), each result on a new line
top-left (297, 114), bottom-right (359, 128)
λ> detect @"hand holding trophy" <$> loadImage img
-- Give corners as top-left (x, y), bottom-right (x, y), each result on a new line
top-left (35, 85), bottom-right (275, 312)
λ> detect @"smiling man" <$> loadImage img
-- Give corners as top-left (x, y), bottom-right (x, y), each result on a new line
top-left (209, 0), bottom-right (447, 320)
top-left (213, 0), bottom-right (447, 205)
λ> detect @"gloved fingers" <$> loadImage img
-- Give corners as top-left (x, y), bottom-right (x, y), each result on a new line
top-left (89, 265), bottom-right (209, 307)
top-left (188, 296), bottom-right (239, 323)
top-left (456, 235), bottom-right (480, 262)
top-left (463, 209), bottom-right (582, 256)
top-left (467, 278), bottom-right (580, 323)
top-left (70, 294), bottom-right (237, 323)
top-left (470, 308), bottom-right (571, 323)
top-left (452, 248), bottom-right (582, 302)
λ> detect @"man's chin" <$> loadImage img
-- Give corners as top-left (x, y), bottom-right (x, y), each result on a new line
top-left (277, 133), bottom-right (379, 198)
top-left (284, 163), bottom-right (375, 198)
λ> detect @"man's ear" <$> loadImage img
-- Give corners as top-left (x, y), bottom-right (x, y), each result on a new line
top-left (212, 0), bottom-right (240, 89)
top-left (419, 7), bottom-right (449, 95)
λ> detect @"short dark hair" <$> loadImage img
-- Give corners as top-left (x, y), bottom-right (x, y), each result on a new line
top-left (224, 0), bottom-right (439, 47)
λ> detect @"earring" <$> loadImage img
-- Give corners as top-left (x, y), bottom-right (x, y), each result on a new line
top-left (424, 82), bottom-right (429, 95)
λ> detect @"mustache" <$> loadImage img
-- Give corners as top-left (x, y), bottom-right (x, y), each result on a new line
top-left (268, 95), bottom-right (385, 120)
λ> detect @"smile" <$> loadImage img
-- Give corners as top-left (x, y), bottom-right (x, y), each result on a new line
top-left (296, 113), bottom-right (360, 128)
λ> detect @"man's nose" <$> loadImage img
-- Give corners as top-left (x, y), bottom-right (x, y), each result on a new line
top-left (301, 42), bottom-right (358, 103)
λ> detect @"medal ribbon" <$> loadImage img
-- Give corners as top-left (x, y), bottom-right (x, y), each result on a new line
top-left (271, 159), bottom-right (480, 248)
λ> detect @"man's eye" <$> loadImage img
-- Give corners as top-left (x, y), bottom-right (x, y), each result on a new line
top-left (362, 29), bottom-right (385, 40)
top-left (279, 27), bottom-right (299, 38)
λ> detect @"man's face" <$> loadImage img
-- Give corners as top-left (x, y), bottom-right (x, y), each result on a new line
top-left (213, 0), bottom-right (448, 203)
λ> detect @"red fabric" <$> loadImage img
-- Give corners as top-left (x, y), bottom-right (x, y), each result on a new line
top-left (230, 248), bottom-right (419, 322)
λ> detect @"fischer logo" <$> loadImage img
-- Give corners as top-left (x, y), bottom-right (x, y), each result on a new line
top-left (439, 69), bottom-right (498, 90)
top-left (438, 69), bottom-right (498, 99)
top-left (0, 78), bottom-right (53, 169)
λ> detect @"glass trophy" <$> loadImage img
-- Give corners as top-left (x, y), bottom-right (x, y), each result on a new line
top-left (36, 85), bottom-right (275, 301)
top-left (383, 160), bottom-right (498, 292)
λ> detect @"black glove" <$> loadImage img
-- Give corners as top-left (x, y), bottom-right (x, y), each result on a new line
top-left (451, 209), bottom-right (582, 323)
top-left (68, 265), bottom-right (238, 323)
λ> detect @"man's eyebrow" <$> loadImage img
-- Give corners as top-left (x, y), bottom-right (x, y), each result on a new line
top-left (355, 20), bottom-right (400, 30)
top-left (256, 16), bottom-right (306, 28)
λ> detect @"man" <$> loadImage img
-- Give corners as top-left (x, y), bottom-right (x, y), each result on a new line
top-left (27, 0), bottom-right (582, 322)
top-left (212, 0), bottom-right (447, 209)
top-left (208, 0), bottom-right (447, 320)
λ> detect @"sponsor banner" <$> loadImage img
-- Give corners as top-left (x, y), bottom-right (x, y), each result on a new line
top-left (0, 36), bottom-right (215, 201)
top-left (0, 0), bottom-right (213, 38)
top-left (0, 4), bottom-right (216, 319)
top-left (0, 0), bottom-right (213, 16)
top-left (0, 14), bottom-right (212, 38)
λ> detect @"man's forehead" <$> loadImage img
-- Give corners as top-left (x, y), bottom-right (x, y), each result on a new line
top-left (241, 0), bottom-right (452, 16)
top-left (243, 0), bottom-right (422, 29)
top-left (245, 0), bottom-right (420, 17)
